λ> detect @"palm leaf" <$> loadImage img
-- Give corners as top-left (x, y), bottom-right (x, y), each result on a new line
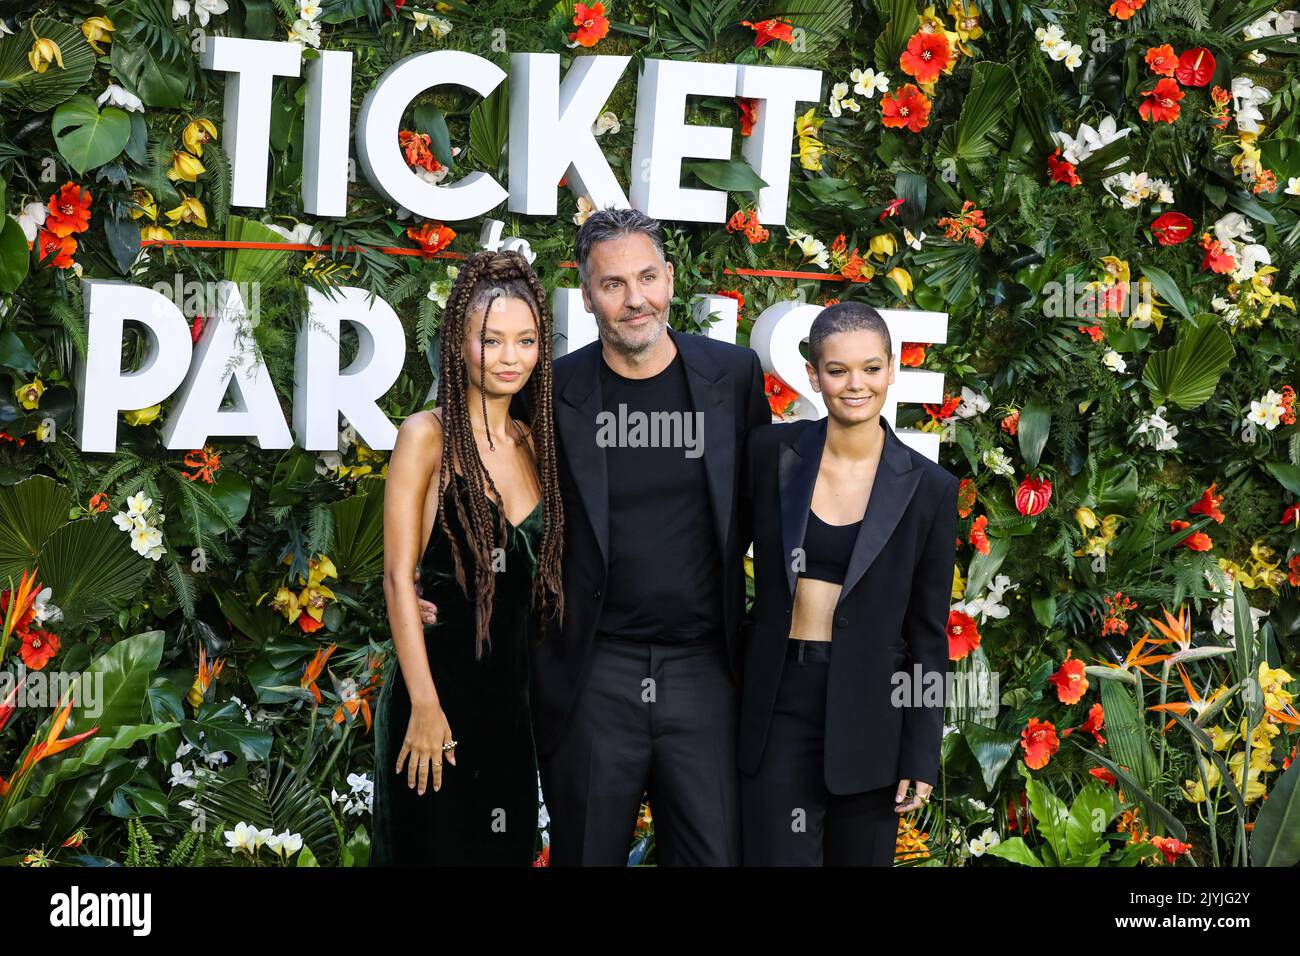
top-left (0, 18), bottom-right (97, 112)
top-left (0, 475), bottom-right (72, 584)
top-left (34, 513), bottom-right (154, 630)
top-left (1141, 314), bottom-right (1234, 410)
top-left (223, 215), bottom-right (296, 287)
top-left (937, 62), bottom-right (1020, 165)
top-left (765, 0), bottom-right (852, 66)
top-left (329, 477), bottom-right (386, 583)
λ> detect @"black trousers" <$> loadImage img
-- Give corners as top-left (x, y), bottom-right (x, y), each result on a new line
top-left (540, 634), bottom-right (741, 866)
top-left (741, 639), bottom-right (900, 866)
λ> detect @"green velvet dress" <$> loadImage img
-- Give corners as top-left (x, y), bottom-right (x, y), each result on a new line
top-left (371, 473), bottom-right (542, 866)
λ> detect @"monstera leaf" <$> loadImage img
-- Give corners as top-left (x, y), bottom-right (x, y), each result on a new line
top-left (1142, 314), bottom-right (1235, 410)
top-left (0, 18), bottom-right (97, 112)
top-left (52, 95), bottom-right (132, 175)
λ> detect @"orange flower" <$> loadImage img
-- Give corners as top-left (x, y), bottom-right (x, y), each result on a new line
top-left (1109, 0), bottom-right (1145, 19)
top-left (570, 3), bottom-right (610, 47)
top-left (399, 130), bottom-right (441, 173)
top-left (881, 84), bottom-right (931, 133)
top-left (1001, 410), bottom-right (1019, 436)
top-left (1168, 519), bottom-right (1212, 552)
top-left (88, 492), bottom-right (110, 512)
top-left (741, 18), bottom-right (794, 47)
top-left (2, 568), bottom-right (42, 644)
top-left (20, 629), bottom-right (60, 670)
top-left (1288, 555), bottom-right (1300, 587)
top-left (716, 288), bottom-right (744, 318)
top-left (968, 514), bottom-right (989, 555)
top-left (737, 97), bottom-right (758, 137)
top-left (1144, 44), bottom-right (1177, 76)
top-left (1047, 648), bottom-right (1088, 704)
top-left (1089, 765), bottom-right (1116, 785)
top-left (298, 612), bottom-right (325, 634)
top-left (936, 200), bottom-right (988, 246)
top-left (900, 342), bottom-right (926, 367)
top-left (301, 644), bottom-right (337, 704)
top-left (899, 30), bottom-right (951, 85)
top-left (1139, 78), bottom-right (1184, 124)
top-left (182, 445), bottom-right (222, 484)
top-left (1101, 591), bottom-right (1138, 637)
top-left (186, 645), bottom-right (226, 710)
top-left (36, 229), bottom-right (76, 269)
top-left (1020, 718), bottom-right (1060, 769)
top-left (956, 478), bottom-right (976, 518)
top-left (764, 372), bottom-right (795, 417)
top-left (924, 395), bottom-right (961, 423)
top-left (947, 609), bottom-right (980, 660)
top-left (1077, 324), bottom-right (1104, 342)
top-left (726, 209), bottom-right (768, 244)
top-left (1189, 483), bottom-right (1224, 524)
top-left (15, 693), bottom-right (100, 780)
top-left (1199, 233), bottom-right (1235, 274)
top-left (1149, 835), bottom-right (1192, 864)
top-left (1065, 702), bottom-right (1107, 746)
top-left (1046, 148), bottom-right (1081, 187)
top-left (45, 183), bottom-right (92, 237)
top-left (406, 222), bottom-right (456, 259)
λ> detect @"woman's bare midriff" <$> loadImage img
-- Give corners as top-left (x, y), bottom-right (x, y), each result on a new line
top-left (788, 577), bottom-right (843, 642)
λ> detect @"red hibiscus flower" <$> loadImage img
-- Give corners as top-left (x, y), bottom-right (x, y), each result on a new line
top-left (716, 288), bottom-right (744, 318)
top-left (1001, 410), bottom-right (1019, 436)
top-left (1015, 476), bottom-right (1053, 517)
top-left (1047, 649), bottom-right (1088, 705)
top-left (36, 229), bottom-right (77, 269)
top-left (1169, 519), bottom-right (1212, 551)
top-left (45, 182), bottom-right (93, 237)
top-left (968, 514), bottom-right (990, 555)
top-left (1021, 718), bottom-right (1060, 770)
top-left (1199, 233), bottom-right (1235, 273)
top-left (406, 222), bottom-right (456, 259)
top-left (1067, 703), bottom-right (1107, 747)
top-left (1175, 48), bottom-right (1215, 87)
top-left (947, 609), bottom-right (981, 661)
top-left (1144, 44), bottom-right (1177, 76)
top-left (1150, 835), bottom-right (1193, 864)
top-left (956, 478), bottom-right (976, 519)
top-left (21, 628), bottom-right (61, 670)
top-left (881, 84), bottom-right (932, 133)
top-left (1189, 483), bottom-right (1224, 524)
top-left (900, 342), bottom-right (926, 367)
top-left (1150, 211), bottom-right (1193, 245)
top-left (1089, 766), bottom-right (1117, 785)
top-left (737, 97), bottom-right (758, 137)
top-left (1140, 78), bottom-right (1184, 124)
top-left (741, 18), bottom-right (794, 47)
top-left (1109, 0), bottom-right (1145, 19)
top-left (1046, 148), bottom-right (1081, 187)
top-left (764, 372), bottom-right (795, 417)
top-left (899, 30), bottom-right (951, 85)
top-left (570, 3), bottom-right (610, 47)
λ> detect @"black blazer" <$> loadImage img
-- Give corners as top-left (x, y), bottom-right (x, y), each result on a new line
top-left (739, 415), bottom-right (958, 794)
top-left (530, 328), bottom-right (770, 757)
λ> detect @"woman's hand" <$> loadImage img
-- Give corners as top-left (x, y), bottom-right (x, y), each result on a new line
top-left (413, 567), bottom-right (438, 626)
top-left (894, 778), bottom-right (933, 813)
top-left (396, 699), bottom-right (456, 795)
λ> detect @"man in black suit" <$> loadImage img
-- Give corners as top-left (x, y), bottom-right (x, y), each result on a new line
top-left (534, 207), bottom-right (769, 865)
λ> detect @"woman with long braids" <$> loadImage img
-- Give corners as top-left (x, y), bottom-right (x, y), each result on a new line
top-left (372, 250), bottom-right (564, 866)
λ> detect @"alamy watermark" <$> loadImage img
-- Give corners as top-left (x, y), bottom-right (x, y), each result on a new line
top-left (0, 664), bottom-right (102, 718)
top-left (595, 403), bottom-right (705, 458)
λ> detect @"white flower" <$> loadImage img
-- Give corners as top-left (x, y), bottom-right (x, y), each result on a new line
top-left (130, 523), bottom-right (163, 557)
top-left (903, 227), bottom-right (926, 250)
top-left (1248, 390), bottom-right (1284, 430)
top-left (0, 20), bottom-right (12, 36)
top-left (1214, 212), bottom-right (1255, 244)
top-left (1231, 243), bottom-right (1271, 281)
top-left (192, 0), bottom-right (228, 27)
top-left (415, 164), bottom-right (450, 185)
top-left (126, 491), bottom-right (152, 517)
top-left (787, 229), bottom-right (830, 269)
top-left (289, 17), bottom-right (321, 47)
top-left (1054, 116), bottom-right (1130, 167)
top-left (1134, 405), bottom-right (1179, 451)
top-left (169, 762), bottom-right (197, 789)
top-left (828, 82), bottom-right (859, 117)
top-left (1063, 44), bottom-right (1083, 71)
top-left (15, 202), bottom-right (47, 244)
top-left (1102, 349), bottom-right (1127, 374)
top-left (968, 834), bottom-right (988, 856)
top-left (1231, 76), bottom-right (1271, 133)
top-left (265, 221), bottom-right (323, 245)
top-left (573, 195), bottom-right (596, 226)
top-left (426, 265), bottom-right (459, 307)
top-left (414, 14), bottom-right (452, 37)
top-left (175, 741), bottom-right (195, 760)
top-left (224, 822), bottom-right (259, 852)
top-left (204, 749), bottom-right (230, 768)
top-left (592, 111), bottom-right (620, 136)
top-left (1155, 179), bottom-right (1175, 204)
top-left (298, 0), bottom-right (321, 19)
top-left (31, 586), bottom-right (62, 625)
top-left (1210, 598), bottom-right (1268, 637)
top-left (851, 67), bottom-right (890, 98)
top-left (982, 447), bottom-right (1015, 477)
top-left (172, 0), bottom-right (191, 20)
top-left (1286, 177), bottom-right (1300, 196)
top-left (954, 386), bottom-right (990, 419)
top-left (97, 84), bottom-right (144, 113)
top-left (266, 830), bottom-right (304, 857)
top-left (980, 827), bottom-right (1000, 848)
top-left (347, 771), bottom-right (373, 796)
top-left (1035, 24), bottom-right (1066, 48)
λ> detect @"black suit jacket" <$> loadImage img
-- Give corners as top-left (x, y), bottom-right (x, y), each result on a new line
top-left (738, 415), bottom-right (958, 794)
top-left (531, 327), bottom-right (770, 757)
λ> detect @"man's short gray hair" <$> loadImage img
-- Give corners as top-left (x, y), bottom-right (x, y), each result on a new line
top-left (574, 206), bottom-right (667, 287)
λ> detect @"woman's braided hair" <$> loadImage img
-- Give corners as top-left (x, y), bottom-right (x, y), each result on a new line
top-left (435, 250), bottom-right (564, 659)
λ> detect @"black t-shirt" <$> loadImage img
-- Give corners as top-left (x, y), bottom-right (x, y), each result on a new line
top-left (595, 349), bottom-right (723, 642)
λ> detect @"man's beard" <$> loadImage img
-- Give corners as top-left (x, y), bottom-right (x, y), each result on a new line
top-left (597, 307), bottom-right (666, 356)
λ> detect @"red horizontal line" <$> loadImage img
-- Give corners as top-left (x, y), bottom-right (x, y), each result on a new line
top-left (140, 240), bottom-right (871, 283)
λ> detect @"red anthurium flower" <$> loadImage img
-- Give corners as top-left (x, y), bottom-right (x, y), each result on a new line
top-left (881, 84), bottom-right (932, 133)
top-left (1046, 149), bottom-right (1081, 187)
top-left (900, 343), bottom-right (926, 367)
top-left (1169, 519), bottom-right (1212, 551)
top-left (45, 182), bottom-right (93, 237)
top-left (879, 197), bottom-right (905, 220)
top-left (1015, 476), bottom-right (1053, 517)
top-left (36, 229), bottom-right (77, 269)
top-left (899, 30), bottom-right (951, 85)
top-left (947, 609), bottom-right (981, 661)
top-left (1021, 718), bottom-right (1060, 770)
top-left (406, 222), bottom-right (456, 259)
top-left (969, 514), bottom-right (990, 555)
top-left (737, 97), bottom-right (758, 137)
top-left (1189, 483), bottom-right (1225, 524)
top-left (1175, 48), bottom-right (1215, 87)
top-left (1144, 44), bottom-right (1177, 76)
top-left (1150, 211), bottom-right (1192, 245)
top-left (570, 3), bottom-right (610, 47)
top-left (1109, 0), bottom-right (1145, 19)
top-left (1140, 78), bottom-right (1184, 124)
top-left (1150, 835), bottom-right (1193, 864)
top-left (1281, 502), bottom-right (1300, 528)
top-left (956, 478), bottom-right (976, 519)
top-left (741, 18), bottom-right (794, 48)
top-left (1048, 649), bottom-right (1088, 704)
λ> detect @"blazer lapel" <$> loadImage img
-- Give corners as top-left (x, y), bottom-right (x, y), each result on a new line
top-left (779, 418), bottom-right (827, 598)
top-left (673, 329), bottom-right (732, 553)
top-left (556, 345), bottom-right (609, 564)
top-left (836, 417), bottom-right (922, 609)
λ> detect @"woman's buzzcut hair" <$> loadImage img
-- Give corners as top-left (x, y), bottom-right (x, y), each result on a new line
top-left (807, 301), bottom-right (892, 368)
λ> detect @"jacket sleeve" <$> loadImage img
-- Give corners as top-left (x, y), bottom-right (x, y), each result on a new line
top-left (897, 471), bottom-right (959, 786)
top-left (738, 351), bottom-right (769, 555)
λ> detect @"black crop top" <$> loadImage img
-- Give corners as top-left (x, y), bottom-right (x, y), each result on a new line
top-left (799, 510), bottom-right (862, 585)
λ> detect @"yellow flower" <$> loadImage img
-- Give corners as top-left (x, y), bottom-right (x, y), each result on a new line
top-left (141, 224), bottom-right (173, 242)
top-left (951, 564), bottom-right (965, 601)
top-left (298, 583), bottom-right (336, 623)
top-left (167, 151), bottom-right (205, 183)
top-left (182, 118), bottom-right (218, 158)
top-left (1241, 267), bottom-right (1297, 320)
top-left (80, 16), bottom-right (115, 54)
top-left (886, 267), bottom-right (913, 297)
top-left (1232, 139), bottom-right (1262, 179)
top-left (948, 0), bottom-right (983, 50)
top-left (15, 376), bottom-right (45, 410)
top-left (1205, 725), bottom-right (1234, 752)
top-left (129, 188), bottom-right (157, 221)
top-left (1099, 256), bottom-right (1130, 286)
top-left (36, 419), bottom-right (55, 442)
top-left (1129, 277), bottom-right (1167, 333)
top-left (123, 404), bottom-right (161, 426)
top-left (1074, 506), bottom-right (1099, 536)
top-left (1073, 514), bottom-right (1122, 559)
top-left (1257, 661), bottom-right (1295, 712)
top-left (306, 554), bottom-right (338, 587)
top-left (28, 36), bottom-right (64, 73)
top-left (868, 233), bottom-right (897, 260)
top-left (270, 586), bottom-right (302, 623)
top-left (795, 108), bottom-right (824, 171)
top-left (165, 195), bottom-right (208, 228)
